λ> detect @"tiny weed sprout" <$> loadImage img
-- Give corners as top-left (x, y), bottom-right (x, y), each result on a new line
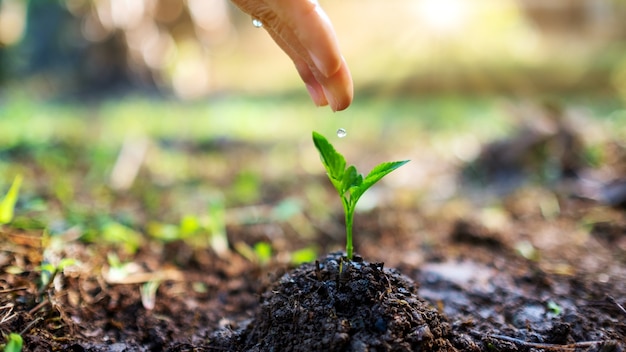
top-left (140, 280), bottom-right (161, 310)
top-left (0, 175), bottom-right (23, 225)
top-left (312, 132), bottom-right (409, 260)
top-left (547, 300), bottom-right (563, 316)
top-left (208, 198), bottom-right (229, 258)
top-left (3, 332), bottom-right (23, 352)
top-left (38, 258), bottom-right (77, 296)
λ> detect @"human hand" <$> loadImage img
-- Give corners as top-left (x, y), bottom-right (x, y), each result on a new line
top-left (230, 0), bottom-right (353, 111)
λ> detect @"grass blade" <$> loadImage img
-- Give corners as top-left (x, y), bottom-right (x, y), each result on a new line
top-left (0, 175), bottom-right (23, 225)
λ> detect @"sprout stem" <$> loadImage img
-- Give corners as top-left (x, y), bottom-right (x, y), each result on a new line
top-left (344, 198), bottom-right (354, 260)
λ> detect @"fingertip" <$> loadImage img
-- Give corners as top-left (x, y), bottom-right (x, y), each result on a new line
top-left (333, 98), bottom-right (352, 112)
top-left (273, 0), bottom-right (342, 78)
top-left (322, 61), bottom-right (353, 112)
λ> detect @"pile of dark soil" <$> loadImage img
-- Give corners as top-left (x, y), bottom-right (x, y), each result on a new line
top-left (211, 252), bottom-right (455, 351)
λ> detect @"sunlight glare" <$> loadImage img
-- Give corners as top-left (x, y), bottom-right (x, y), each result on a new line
top-left (414, 0), bottom-right (469, 33)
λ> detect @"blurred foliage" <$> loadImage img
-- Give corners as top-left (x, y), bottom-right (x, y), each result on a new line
top-left (0, 174), bottom-right (22, 224)
top-left (0, 95), bottom-right (624, 260)
top-left (0, 0), bottom-right (625, 265)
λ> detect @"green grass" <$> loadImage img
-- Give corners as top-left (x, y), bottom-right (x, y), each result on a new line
top-left (4, 93), bottom-right (623, 146)
top-left (0, 94), bottom-right (512, 145)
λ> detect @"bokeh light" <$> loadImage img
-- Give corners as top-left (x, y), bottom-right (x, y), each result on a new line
top-left (0, 0), bottom-right (27, 45)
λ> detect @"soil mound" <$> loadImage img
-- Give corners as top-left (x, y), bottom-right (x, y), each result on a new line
top-left (212, 252), bottom-right (456, 351)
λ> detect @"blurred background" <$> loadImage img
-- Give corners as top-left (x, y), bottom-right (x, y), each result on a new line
top-left (0, 0), bottom-right (625, 259)
top-left (1, 0), bottom-right (626, 100)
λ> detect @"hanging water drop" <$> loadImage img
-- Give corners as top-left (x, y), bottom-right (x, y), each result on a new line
top-left (337, 128), bottom-right (347, 138)
top-left (252, 18), bottom-right (263, 28)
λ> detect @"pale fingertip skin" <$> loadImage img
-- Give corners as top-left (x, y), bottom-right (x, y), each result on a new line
top-left (273, 0), bottom-right (343, 78)
top-left (230, 0), bottom-right (353, 111)
top-left (323, 59), bottom-right (353, 112)
top-left (306, 83), bottom-right (329, 107)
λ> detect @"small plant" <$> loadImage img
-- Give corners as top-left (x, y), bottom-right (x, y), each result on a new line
top-left (3, 333), bottom-right (23, 352)
top-left (207, 198), bottom-right (229, 258)
top-left (312, 132), bottom-right (408, 260)
top-left (234, 241), bottom-right (272, 266)
top-left (547, 300), bottom-right (563, 316)
top-left (0, 175), bottom-right (23, 225)
top-left (140, 280), bottom-right (161, 310)
top-left (38, 258), bottom-right (77, 296)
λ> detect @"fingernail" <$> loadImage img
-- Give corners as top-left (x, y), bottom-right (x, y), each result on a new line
top-left (309, 51), bottom-right (333, 78)
top-left (321, 86), bottom-right (339, 112)
top-left (306, 84), bottom-right (327, 107)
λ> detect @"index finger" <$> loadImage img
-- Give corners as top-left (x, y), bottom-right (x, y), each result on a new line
top-left (269, 0), bottom-right (343, 78)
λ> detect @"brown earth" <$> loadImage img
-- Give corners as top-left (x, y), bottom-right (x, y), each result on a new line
top-left (2, 187), bottom-right (625, 351)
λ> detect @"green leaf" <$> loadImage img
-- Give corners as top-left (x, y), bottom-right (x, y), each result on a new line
top-left (4, 333), bottom-right (23, 352)
top-left (547, 300), bottom-right (563, 315)
top-left (363, 161), bottom-right (409, 188)
top-left (291, 246), bottom-right (317, 265)
top-left (57, 258), bottom-right (77, 271)
top-left (179, 215), bottom-right (201, 237)
top-left (140, 280), bottom-right (161, 310)
top-left (101, 221), bottom-right (143, 254)
top-left (350, 160), bottom-right (409, 203)
top-left (253, 242), bottom-right (272, 265)
top-left (208, 198), bottom-right (228, 257)
top-left (147, 222), bottom-right (180, 242)
top-left (0, 175), bottom-right (23, 225)
top-left (341, 165), bottom-right (362, 195)
top-left (312, 132), bottom-right (346, 186)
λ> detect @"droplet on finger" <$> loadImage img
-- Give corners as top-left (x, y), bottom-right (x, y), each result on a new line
top-left (252, 18), bottom-right (263, 28)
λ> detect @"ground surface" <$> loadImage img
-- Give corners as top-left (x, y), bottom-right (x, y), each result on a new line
top-left (0, 100), bottom-right (625, 351)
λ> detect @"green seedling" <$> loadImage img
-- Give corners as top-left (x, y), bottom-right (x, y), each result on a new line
top-left (101, 221), bottom-right (143, 254)
top-left (38, 258), bottom-right (77, 296)
top-left (0, 175), bottom-right (23, 225)
top-left (253, 242), bottom-right (273, 265)
top-left (312, 132), bottom-right (408, 260)
top-left (147, 200), bottom-right (229, 257)
top-left (547, 300), bottom-right (563, 316)
top-left (3, 333), bottom-right (23, 352)
top-left (105, 253), bottom-right (138, 283)
top-left (208, 198), bottom-right (229, 258)
top-left (234, 241), bottom-right (272, 266)
top-left (140, 280), bottom-right (161, 310)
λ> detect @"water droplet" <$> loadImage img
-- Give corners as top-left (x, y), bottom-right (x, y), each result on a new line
top-left (252, 18), bottom-right (263, 28)
top-left (337, 128), bottom-right (347, 138)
